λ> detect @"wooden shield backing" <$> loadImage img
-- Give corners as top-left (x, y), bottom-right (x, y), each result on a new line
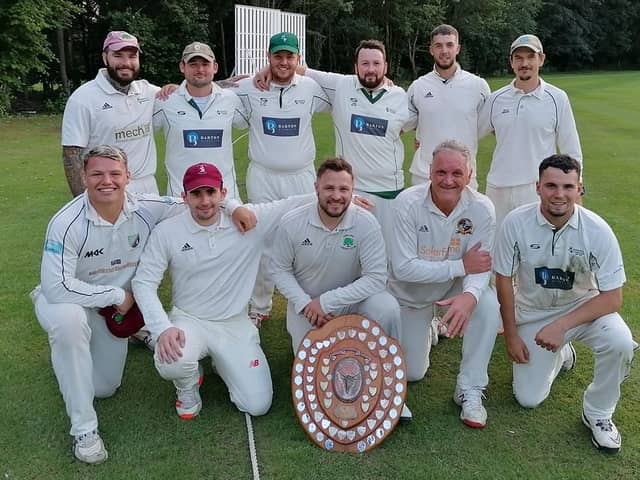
top-left (291, 314), bottom-right (407, 453)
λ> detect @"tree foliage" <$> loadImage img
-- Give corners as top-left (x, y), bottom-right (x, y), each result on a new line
top-left (3, 0), bottom-right (640, 113)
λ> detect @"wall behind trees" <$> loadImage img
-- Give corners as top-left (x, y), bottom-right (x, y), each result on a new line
top-left (2, 0), bottom-right (640, 114)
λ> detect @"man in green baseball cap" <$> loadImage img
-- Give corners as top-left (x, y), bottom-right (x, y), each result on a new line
top-left (268, 31), bottom-right (300, 54)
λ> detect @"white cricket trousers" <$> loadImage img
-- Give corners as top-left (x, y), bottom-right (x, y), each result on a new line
top-left (127, 174), bottom-right (159, 195)
top-left (398, 283), bottom-right (500, 385)
top-left (33, 290), bottom-right (128, 436)
top-left (352, 189), bottom-right (396, 258)
top-left (154, 308), bottom-right (273, 416)
top-left (286, 291), bottom-right (402, 352)
top-left (512, 310), bottom-right (637, 419)
top-left (485, 182), bottom-right (538, 230)
top-left (246, 161), bottom-right (316, 315)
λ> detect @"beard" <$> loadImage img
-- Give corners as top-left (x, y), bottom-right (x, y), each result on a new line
top-left (319, 199), bottom-right (349, 218)
top-left (357, 73), bottom-right (384, 90)
top-left (106, 64), bottom-right (139, 86)
top-left (434, 57), bottom-right (455, 71)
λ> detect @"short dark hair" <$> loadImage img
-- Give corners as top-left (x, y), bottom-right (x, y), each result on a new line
top-left (355, 40), bottom-right (386, 62)
top-left (317, 157), bottom-right (353, 179)
top-left (539, 154), bottom-right (581, 178)
top-left (430, 24), bottom-right (459, 42)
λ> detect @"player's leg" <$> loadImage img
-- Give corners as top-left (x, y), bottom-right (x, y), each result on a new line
top-left (154, 309), bottom-right (209, 419)
top-left (87, 308), bottom-right (128, 398)
top-left (286, 302), bottom-right (315, 352)
top-left (397, 303), bottom-right (433, 382)
top-left (512, 317), bottom-right (568, 408)
top-left (354, 291), bottom-right (401, 341)
top-left (211, 313), bottom-right (273, 416)
top-left (455, 286), bottom-right (500, 428)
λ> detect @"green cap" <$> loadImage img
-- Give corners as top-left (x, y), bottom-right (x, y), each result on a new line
top-left (269, 32), bottom-right (299, 54)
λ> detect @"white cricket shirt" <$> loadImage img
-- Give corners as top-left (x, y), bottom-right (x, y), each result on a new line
top-left (38, 192), bottom-right (183, 308)
top-left (235, 75), bottom-right (330, 172)
top-left (388, 184), bottom-right (496, 308)
top-left (132, 194), bottom-right (315, 338)
top-left (269, 202), bottom-right (387, 314)
top-left (494, 203), bottom-right (625, 322)
top-left (307, 70), bottom-right (409, 192)
top-left (479, 78), bottom-right (583, 187)
top-left (405, 65), bottom-right (490, 181)
top-left (153, 81), bottom-right (249, 196)
top-left (61, 69), bottom-right (160, 179)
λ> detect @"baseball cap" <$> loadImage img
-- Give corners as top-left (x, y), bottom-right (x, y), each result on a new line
top-left (103, 31), bottom-right (141, 52)
top-left (510, 34), bottom-right (543, 55)
top-left (182, 42), bottom-right (216, 62)
top-left (183, 163), bottom-right (223, 192)
top-left (269, 32), bottom-right (299, 54)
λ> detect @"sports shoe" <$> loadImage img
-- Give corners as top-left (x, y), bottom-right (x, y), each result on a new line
top-left (582, 411), bottom-right (621, 453)
top-left (175, 364), bottom-right (204, 419)
top-left (400, 403), bottom-right (413, 424)
top-left (130, 329), bottom-right (155, 350)
top-left (561, 342), bottom-right (577, 371)
top-left (453, 386), bottom-right (487, 428)
top-left (430, 318), bottom-right (440, 346)
top-left (73, 430), bottom-right (108, 464)
top-left (249, 312), bottom-right (270, 328)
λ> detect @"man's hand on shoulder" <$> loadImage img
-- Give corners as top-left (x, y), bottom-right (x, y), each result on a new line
top-left (217, 74), bottom-right (250, 89)
top-left (156, 327), bottom-right (186, 363)
top-left (231, 206), bottom-right (257, 233)
top-left (156, 84), bottom-right (179, 100)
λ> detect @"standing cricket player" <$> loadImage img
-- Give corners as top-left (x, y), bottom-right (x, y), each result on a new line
top-left (494, 154), bottom-right (636, 453)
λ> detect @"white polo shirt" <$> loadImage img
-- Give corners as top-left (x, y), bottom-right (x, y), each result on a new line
top-left (153, 81), bottom-right (249, 197)
top-left (132, 194), bottom-right (315, 338)
top-left (479, 78), bottom-right (583, 188)
top-left (37, 192), bottom-right (183, 308)
top-left (61, 69), bottom-right (160, 180)
top-left (494, 203), bottom-right (625, 323)
top-left (307, 70), bottom-right (409, 193)
top-left (235, 75), bottom-right (330, 172)
top-left (406, 65), bottom-right (490, 181)
top-left (388, 184), bottom-right (496, 308)
top-left (269, 202), bottom-right (387, 314)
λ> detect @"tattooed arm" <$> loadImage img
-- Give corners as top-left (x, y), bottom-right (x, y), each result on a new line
top-left (63, 146), bottom-right (85, 196)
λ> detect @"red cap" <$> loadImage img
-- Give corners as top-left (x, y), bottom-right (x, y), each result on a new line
top-left (183, 163), bottom-right (223, 192)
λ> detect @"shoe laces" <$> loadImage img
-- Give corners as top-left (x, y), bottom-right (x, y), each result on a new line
top-left (594, 418), bottom-right (614, 432)
top-left (460, 388), bottom-right (485, 408)
top-left (75, 430), bottom-right (99, 447)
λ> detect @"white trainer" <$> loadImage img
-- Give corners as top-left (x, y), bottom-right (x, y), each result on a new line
top-left (453, 386), bottom-right (487, 428)
top-left (561, 342), bottom-right (577, 371)
top-left (175, 364), bottom-right (204, 419)
top-left (582, 412), bottom-right (621, 453)
top-left (73, 430), bottom-right (108, 464)
top-left (131, 329), bottom-right (155, 350)
top-left (430, 318), bottom-right (440, 346)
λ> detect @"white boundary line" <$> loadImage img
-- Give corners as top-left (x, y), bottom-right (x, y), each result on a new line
top-left (245, 412), bottom-right (261, 480)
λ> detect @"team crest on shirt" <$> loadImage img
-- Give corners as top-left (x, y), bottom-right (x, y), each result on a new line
top-left (44, 239), bottom-right (63, 255)
top-left (350, 97), bottom-right (358, 106)
top-left (455, 218), bottom-right (473, 235)
top-left (259, 97), bottom-right (268, 106)
top-left (128, 233), bottom-right (140, 248)
top-left (341, 235), bottom-right (356, 249)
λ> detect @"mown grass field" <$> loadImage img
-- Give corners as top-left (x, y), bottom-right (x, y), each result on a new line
top-left (0, 71), bottom-right (638, 479)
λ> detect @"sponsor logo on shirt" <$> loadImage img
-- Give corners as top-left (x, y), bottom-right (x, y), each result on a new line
top-left (569, 246), bottom-right (585, 256)
top-left (137, 96), bottom-right (151, 104)
top-left (350, 97), bottom-right (358, 106)
top-left (216, 110), bottom-right (228, 115)
top-left (456, 218), bottom-right (473, 235)
top-left (301, 238), bottom-right (313, 246)
top-left (534, 267), bottom-right (575, 290)
top-left (341, 235), bottom-right (356, 249)
top-left (294, 99), bottom-right (306, 104)
top-left (114, 122), bottom-right (152, 142)
top-left (262, 117), bottom-right (300, 137)
top-left (501, 108), bottom-right (510, 114)
top-left (102, 102), bottom-right (113, 110)
top-left (111, 259), bottom-right (121, 266)
top-left (44, 239), bottom-right (63, 254)
top-left (418, 225), bottom-right (429, 233)
top-left (183, 129), bottom-right (223, 148)
top-left (259, 97), bottom-right (268, 106)
top-left (249, 359), bottom-right (260, 368)
top-left (177, 111), bottom-right (187, 115)
top-left (84, 248), bottom-right (104, 258)
top-left (529, 243), bottom-right (541, 249)
top-left (424, 92), bottom-right (433, 98)
top-left (181, 243), bottom-right (193, 252)
top-left (419, 238), bottom-right (461, 259)
top-left (350, 114), bottom-right (388, 137)
top-left (128, 233), bottom-right (140, 248)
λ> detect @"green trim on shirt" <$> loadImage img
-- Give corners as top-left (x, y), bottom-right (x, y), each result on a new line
top-left (364, 189), bottom-right (403, 200)
top-left (360, 88), bottom-right (387, 104)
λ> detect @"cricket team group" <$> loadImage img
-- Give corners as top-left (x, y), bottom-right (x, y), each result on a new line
top-left (33, 25), bottom-right (637, 464)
